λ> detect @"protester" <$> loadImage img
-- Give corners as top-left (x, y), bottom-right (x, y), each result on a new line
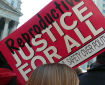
top-left (90, 61), bottom-right (96, 68)
top-left (27, 63), bottom-right (79, 85)
top-left (75, 66), bottom-right (83, 75)
top-left (0, 51), bottom-right (21, 85)
top-left (79, 52), bottom-right (105, 85)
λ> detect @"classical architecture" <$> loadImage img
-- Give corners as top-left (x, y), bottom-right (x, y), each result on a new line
top-left (0, 0), bottom-right (22, 40)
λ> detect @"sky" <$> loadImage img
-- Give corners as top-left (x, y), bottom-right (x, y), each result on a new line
top-left (18, 0), bottom-right (52, 28)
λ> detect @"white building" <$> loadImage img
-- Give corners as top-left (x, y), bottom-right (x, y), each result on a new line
top-left (0, 0), bottom-right (22, 40)
top-left (93, 0), bottom-right (105, 16)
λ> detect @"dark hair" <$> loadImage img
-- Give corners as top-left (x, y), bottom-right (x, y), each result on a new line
top-left (75, 67), bottom-right (83, 75)
top-left (96, 52), bottom-right (105, 64)
top-left (90, 61), bottom-right (96, 68)
top-left (27, 63), bottom-right (79, 85)
top-left (0, 51), bottom-right (7, 63)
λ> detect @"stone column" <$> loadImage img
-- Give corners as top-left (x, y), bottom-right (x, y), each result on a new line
top-left (13, 21), bottom-right (19, 31)
top-left (9, 21), bottom-right (14, 34)
top-left (2, 18), bottom-right (11, 39)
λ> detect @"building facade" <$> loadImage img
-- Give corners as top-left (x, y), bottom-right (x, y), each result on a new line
top-left (93, 0), bottom-right (105, 16)
top-left (0, 0), bottom-right (22, 40)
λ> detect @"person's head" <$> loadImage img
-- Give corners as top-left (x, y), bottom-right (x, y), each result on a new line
top-left (75, 67), bottom-right (83, 75)
top-left (96, 52), bottom-right (105, 64)
top-left (27, 63), bottom-right (79, 85)
top-left (90, 61), bottom-right (96, 68)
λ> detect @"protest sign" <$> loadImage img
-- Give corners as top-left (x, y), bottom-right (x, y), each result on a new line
top-left (0, 0), bottom-right (105, 84)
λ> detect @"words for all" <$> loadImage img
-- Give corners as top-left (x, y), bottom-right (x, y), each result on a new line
top-left (5, 1), bottom-right (104, 81)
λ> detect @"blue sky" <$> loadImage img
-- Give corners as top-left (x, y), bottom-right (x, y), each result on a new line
top-left (18, 0), bottom-right (52, 28)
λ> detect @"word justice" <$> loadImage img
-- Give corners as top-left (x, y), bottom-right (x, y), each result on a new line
top-left (5, 1), bottom-right (104, 81)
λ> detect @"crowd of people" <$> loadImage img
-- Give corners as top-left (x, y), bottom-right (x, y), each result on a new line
top-left (79, 52), bottom-right (105, 85)
top-left (0, 51), bottom-right (105, 85)
top-left (27, 51), bottom-right (105, 85)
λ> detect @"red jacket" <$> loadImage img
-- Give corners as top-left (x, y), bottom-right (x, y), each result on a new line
top-left (0, 68), bottom-right (21, 85)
